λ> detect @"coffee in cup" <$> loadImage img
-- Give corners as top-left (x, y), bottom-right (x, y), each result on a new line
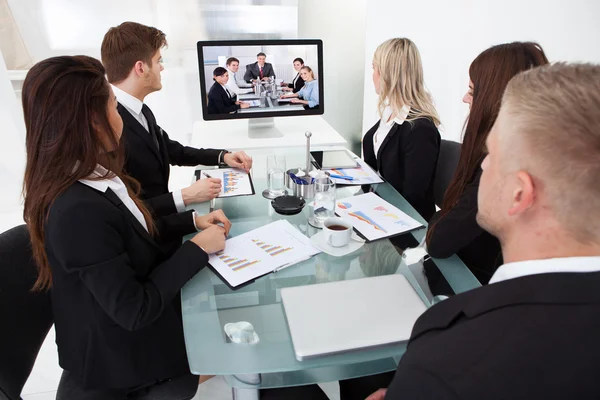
top-left (323, 217), bottom-right (352, 247)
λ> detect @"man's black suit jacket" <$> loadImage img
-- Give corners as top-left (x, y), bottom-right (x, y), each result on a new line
top-left (385, 271), bottom-right (600, 399)
top-left (45, 182), bottom-right (208, 390)
top-left (207, 83), bottom-right (239, 114)
top-left (363, 118), bottom-right (440, 221)
top-left (244, 62), bottom-right (275, 82)
top-left (118, 103), bottom-right (223, 250)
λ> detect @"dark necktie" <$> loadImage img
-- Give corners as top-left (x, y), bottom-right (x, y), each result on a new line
top-left (141, 104), bottom-right (160, 150)
top-left (259, 66), bottom-right (263, 79)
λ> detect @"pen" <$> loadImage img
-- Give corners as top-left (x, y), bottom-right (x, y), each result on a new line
top-left (202, 172), bottom-right (213, 179)
top-left (273, 255), bottom-right (313, 273)
top-left (329, 174), bottom-right (354, 181)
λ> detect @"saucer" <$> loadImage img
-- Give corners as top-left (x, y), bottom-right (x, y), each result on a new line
top-left (310, 230), bottom-right (365, 257)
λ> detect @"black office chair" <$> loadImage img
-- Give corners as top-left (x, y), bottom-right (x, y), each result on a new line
top-left (433, 139), bottom-right (462, 208)
top-left (0, 225), bottom-right (53, 400)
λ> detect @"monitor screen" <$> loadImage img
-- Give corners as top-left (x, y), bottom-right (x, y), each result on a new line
top-left (197, 39), bottom-right (323, 121)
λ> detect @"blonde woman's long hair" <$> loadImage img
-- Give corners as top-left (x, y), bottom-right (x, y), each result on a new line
top-left (373, 38), bottom-right (440, 126)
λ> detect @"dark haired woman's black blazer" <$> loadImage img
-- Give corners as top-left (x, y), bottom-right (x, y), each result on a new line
top-left (287, 73), bottom-right (305, 93)
top-left (45, 182), bottom-right (207, 390)
top-left (207, 83), bottom-right (239, 114)
top-left (363, 118), bottom-right (441, 221)
top-left (427, 168), bottom-right (502, 284)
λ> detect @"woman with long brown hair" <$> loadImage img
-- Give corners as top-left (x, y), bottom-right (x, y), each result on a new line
top-left (426, 42), bottom-right (549, 284)
top-left (22, 55), bottom-right (230, 398)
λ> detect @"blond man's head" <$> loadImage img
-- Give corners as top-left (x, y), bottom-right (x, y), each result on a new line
top-left (477, 63), bottom-right (600, 245)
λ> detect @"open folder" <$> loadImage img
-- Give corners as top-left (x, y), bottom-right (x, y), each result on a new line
top-left (208, 220), bottom-right (320, 289)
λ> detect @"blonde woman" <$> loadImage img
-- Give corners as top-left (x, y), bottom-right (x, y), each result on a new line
top-left (363, 38), bottom-right (441, 221)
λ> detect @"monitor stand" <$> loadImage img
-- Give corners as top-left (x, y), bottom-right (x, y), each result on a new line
top-left (247, 118), bottom-right (284, 139)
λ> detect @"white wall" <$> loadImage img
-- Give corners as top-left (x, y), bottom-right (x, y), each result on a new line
top-left (0, 49), bottom-right (26, 232)
top-left (363, 0), bottom-right (600, 142)
top-left (298, 0), bottom-right (367, 153)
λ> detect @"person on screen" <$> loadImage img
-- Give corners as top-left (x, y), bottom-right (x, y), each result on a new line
top-left (208, 67), bottom-right (250, 114)
top-left (362, 38), bottom-right (441, 222)
top-left (280, 66), bottom-right (319, 109)
top-left (225, 57), bottom-right (244, 94)
top-left (101, 22), bottom-right (252, 255)
top-left (367, 62), bottom-right (600, 400)
top-left (426, 42), bottom-right (549, 284)
top-left (244, 52), bottom-right (275, 82)
top-left (281, 57), bottom-right (305, 93)
top-left (22, 54), bottom-right (230, 399)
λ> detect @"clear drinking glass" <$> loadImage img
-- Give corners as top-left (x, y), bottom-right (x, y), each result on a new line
top-left (260, 92), bottom-right (267, 108)
top-left (266, 155), bottom-right (286, 198)
top-left (310, 179), bottom-right (336, 227)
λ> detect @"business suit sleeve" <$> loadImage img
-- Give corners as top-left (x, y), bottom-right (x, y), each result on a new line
top-left (384, 364), bottom-right (460, 400)
top-left (426, 170), bottom-right (486, 259)
top-left (153, 210), bottom-right (197, 242)
top-left (159, 127), bottom-right (223, 167)
top-left (401, 122), bottom-right (440, 212)
top-left (47, 201), bottom-right (207, 332)
top-left (143, 192), bottom-right (178, 216)
top-left (244, 66), bottom-right (254, 83)
top-left (209, 88), bottom-right (240, 115)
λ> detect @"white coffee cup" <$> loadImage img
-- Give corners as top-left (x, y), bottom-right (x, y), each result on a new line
top-left (323, 217), bottom-right (352, 247)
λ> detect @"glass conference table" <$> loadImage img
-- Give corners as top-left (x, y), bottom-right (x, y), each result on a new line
top-left (237, 91), bottom-right (306, 113)
top-left (181, 147), bottom-right (480, 399)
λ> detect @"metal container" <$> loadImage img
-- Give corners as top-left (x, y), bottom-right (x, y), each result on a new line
top-left (285, 168), bottom-right (314, 199)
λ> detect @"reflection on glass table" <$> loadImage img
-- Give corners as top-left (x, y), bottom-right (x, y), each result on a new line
top-left (181, 147), bottom-right (480, 394)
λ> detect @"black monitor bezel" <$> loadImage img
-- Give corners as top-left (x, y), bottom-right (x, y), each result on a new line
top-left (197, 39), bottom-right (324, 121)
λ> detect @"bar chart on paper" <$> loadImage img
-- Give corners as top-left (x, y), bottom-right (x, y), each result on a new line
top-left (216, 251), bottom-right (261, 272)
top-left (335, 192), bottom-right (423, 241)
top-left (199, 168), bottom-right (255, 198)
top-left (252, 239), bottom-right (293, 256)
top-left (208, 220), bottom-right (321, 288)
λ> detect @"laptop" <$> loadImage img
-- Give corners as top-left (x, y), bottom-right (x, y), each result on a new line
top-left (281, 274), bottom-right (427, 361)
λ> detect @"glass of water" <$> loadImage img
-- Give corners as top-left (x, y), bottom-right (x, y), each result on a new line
top-left (263, 155), bottom-right (286, 199)
top-left (309, 178), bottom-right (336, 228)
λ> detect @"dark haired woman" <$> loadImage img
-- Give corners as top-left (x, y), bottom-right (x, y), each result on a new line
top-left (281, 57), bottom-right (305, 93)
top-left (207, 66), bottom-right (250, 114)
top-left (426, 42), bottom-right (549, 284)
top-left (22, 55), bottom-right (230, 399)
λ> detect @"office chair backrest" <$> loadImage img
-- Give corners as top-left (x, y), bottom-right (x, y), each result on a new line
top-left (433, 140), bottom-right (462, 208)
top-left (0, 225), bottom-right (53, 400)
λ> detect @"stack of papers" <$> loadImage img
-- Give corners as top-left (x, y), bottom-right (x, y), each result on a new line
top-left (208, 220), bottom-right (320, 289)
top-left (335, 192), bottom-right (423, 241)
top-left (327, 158), bottom-right (384, 185)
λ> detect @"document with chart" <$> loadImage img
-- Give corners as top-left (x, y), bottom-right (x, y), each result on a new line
top-left (208, 220), bottom-right (321, 289)
top-left (327, 158), bottom-right (384, 185)
top-left (335, 192), bottom-right (424, 241)
top-left (198, 168), bottom-right (255, 198)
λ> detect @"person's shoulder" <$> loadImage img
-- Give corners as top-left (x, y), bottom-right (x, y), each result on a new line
top-left (47, 183), bottom-right (116, 226)
top-left (407, 117), bottom-right (440, 138)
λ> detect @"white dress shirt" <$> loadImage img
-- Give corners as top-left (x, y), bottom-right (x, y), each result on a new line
top-left (373, 105), bottom-right (411, 157)
top-left (112, 84), bottom-right (186, 213)
top-left (489, 256), bottom-right (600, 284)
top-left (225, 69), bottom-right (241, 95)
top-left (79, 164), bottom-right (148, 232)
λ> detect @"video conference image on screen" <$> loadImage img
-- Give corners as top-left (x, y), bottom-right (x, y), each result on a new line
top-left (198, 43), bottom-right (321, 119)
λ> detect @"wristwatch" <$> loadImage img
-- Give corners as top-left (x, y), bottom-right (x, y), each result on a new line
top-left (219, 150), bottom-right (231, 166)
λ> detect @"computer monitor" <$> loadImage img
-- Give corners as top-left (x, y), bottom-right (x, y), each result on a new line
top-left (197, 39), bottom-right (324, 137)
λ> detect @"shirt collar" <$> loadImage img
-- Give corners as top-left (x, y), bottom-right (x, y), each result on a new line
top-left (382, 104), bottom-right (410, 127)
top-left (489, 256), bottom-right (600, 284)
top-left (112, 84), bottom-right (144, 116)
